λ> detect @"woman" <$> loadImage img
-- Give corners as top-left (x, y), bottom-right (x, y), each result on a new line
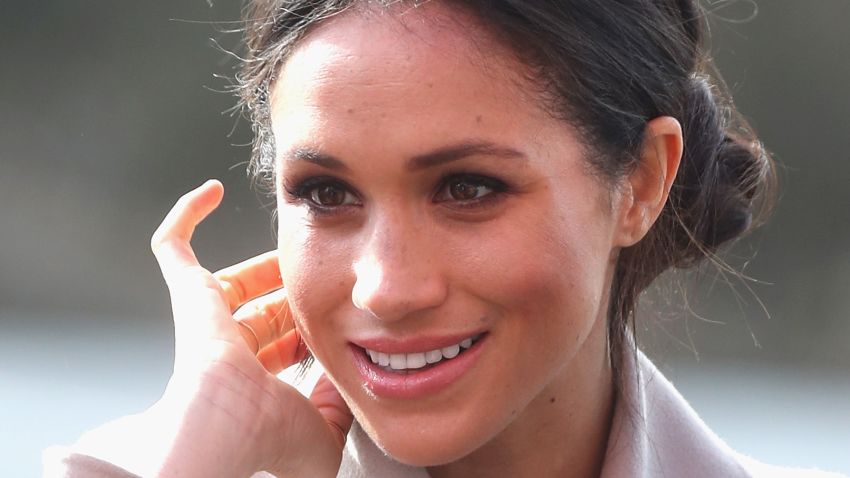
top-left (46, 1), bottom-right (840, 477)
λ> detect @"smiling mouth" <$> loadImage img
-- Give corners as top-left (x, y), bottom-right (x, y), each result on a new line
top-left (360, 333), bottom-right (484, 374)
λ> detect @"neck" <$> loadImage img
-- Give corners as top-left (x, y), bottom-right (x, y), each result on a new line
top-left (426, 318), bottom-right (615, 478)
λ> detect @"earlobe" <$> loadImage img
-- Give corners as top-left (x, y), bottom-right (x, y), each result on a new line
top-left (615, 116), bottom-right (683, 247)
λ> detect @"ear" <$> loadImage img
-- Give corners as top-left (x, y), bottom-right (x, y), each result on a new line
top-left (614, 116), bottom-right (683, 247)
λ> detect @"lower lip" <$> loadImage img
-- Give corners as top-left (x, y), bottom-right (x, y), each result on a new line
top-left (349, 335), bottom-right (487, 399)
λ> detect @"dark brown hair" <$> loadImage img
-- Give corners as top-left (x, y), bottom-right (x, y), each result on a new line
top-left (235, 0), bottom-right (775, 377)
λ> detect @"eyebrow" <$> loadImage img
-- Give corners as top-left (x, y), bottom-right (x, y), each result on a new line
top-left (281, 141), bottom-right (527, 172)
top-left (408, 141), bottom-right (527, 171)
top-left (284, 148), bottom-right (349, 171)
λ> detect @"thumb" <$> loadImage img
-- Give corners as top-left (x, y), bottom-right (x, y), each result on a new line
top-left (310, 374), bottom-right (354, 450)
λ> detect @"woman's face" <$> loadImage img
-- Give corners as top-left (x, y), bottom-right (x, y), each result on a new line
top-left (272, 5), bottom-right (628, 466)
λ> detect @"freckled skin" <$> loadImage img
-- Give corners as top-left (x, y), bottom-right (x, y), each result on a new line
top-left (271, 4), bottom-right (627, 477)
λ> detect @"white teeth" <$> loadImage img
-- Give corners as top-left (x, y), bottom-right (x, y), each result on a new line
top-left (389, 354), bottom-right (407, 370)
top-left (425, 349), bottom-right (443, 364)
top-left (365, 334), bottom-right (480, 371)
top-left (441, 344), bottom-right (460, 359)
top-left (406, 352), bottom-right (427, 369)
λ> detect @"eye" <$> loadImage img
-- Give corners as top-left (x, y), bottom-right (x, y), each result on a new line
top-left (284, 176), bottom-right (361, 213)
top-left (434, 174), bottom-right (506, 204)
top-left (309, 183), bottom-right (357, 207)
top-left (448, 180), bottom-right (489, 201)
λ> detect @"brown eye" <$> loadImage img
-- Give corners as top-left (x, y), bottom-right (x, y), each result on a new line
top-left (285, 176), bottom-right (361, 215)
top-left (311, 184), bottom-right (347, 206)
top-left (434, 174), bottom-right (507, 206)
top-left (446, 178), bottom-right (494, 201)
top-left (449, 180), bottom-right (485, 201)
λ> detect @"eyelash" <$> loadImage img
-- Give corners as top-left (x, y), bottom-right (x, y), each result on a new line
top-left (434, 173), bottom-right (509, 208)
top-left (283, 173), bottom-right (510, 216)
top-left (283, 176), bottom-right (360, 216)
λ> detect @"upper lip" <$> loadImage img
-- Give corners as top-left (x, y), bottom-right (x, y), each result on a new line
top-left (350, 330), bottom-right (487, 354)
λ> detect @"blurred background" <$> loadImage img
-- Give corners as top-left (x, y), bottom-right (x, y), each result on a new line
top-left (1, 1), bottom-right (848, 476)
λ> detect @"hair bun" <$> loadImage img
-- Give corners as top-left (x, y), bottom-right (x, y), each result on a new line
top-left (704, 133), bottom-right (762, 247)
top-left (666, 75), bottom-right (770, 263)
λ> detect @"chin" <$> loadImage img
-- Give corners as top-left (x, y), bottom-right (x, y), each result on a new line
top-left (372, 430), bottom-right (481, 467)
top-left (350, 404), bottom-right (502, 467)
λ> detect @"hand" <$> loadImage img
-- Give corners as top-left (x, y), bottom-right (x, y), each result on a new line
top-left (73, 181), bottom-right (352, 478)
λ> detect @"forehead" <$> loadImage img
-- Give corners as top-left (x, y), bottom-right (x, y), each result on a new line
top-left (277, 5), bottom-right (501, 92)
top-left (273, 4), bottom-right (513, 100)
top-left (268, 4), bottom-right (559, 154)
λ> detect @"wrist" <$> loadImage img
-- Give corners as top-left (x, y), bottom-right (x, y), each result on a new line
top-left (152, 368), bottom-right (283, 477)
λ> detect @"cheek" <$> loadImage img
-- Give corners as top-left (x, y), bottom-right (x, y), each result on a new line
top-left (462, 210), bottom-right (608, 303)
top-left (276, 209), bottom-right (353, 353)
top-left (456, 207), bottom-right (613, 357)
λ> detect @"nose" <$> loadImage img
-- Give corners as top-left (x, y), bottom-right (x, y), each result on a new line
top-left (351, 214), bottom-right (448, 322)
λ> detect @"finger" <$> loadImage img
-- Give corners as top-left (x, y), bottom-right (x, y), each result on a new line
top-left (266, 373), bottom-right (352, 478)
top-left (149, 181), bottom-right (236, 350)
top-left (256, 329), bottom-right (308, 374)
top-left (150, 180), bottom-right (224, 274)
top-left (233, 288), bottom-right (294, 353)
top-left (214, 251), bottom-right (282, 312)
top-left (236, 321), bottom-right (262, 355)
top-left (310, 374), bottom-right (353, 450)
